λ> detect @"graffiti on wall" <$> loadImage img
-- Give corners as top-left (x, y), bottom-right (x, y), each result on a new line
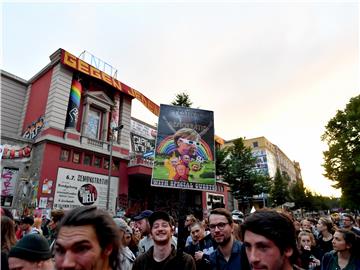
top-left (22, 116), bottom-right (45, 139)
top-left (1, 168), bottom-right (18, 197)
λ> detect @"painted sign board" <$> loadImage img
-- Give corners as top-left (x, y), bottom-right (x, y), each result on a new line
top-left (53, 168), bottom-right (118, 214)
top-left (152, 105), bottom-right (215, 191)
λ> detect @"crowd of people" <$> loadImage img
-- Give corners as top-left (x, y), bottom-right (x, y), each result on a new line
top-left (1, 206), bottom-right (359, 270)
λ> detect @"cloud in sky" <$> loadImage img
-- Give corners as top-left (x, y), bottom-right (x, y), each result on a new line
top-left (2, 2), bottom-right (358, 197)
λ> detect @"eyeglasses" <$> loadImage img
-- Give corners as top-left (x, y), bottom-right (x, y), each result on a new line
top-left (209, 222), bottom-right (228, 231)
top-left (178, 138), bottom-right (200, 146)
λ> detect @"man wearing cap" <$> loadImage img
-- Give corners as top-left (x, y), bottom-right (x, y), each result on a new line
top-left (133, 211), bottom-right (196, 270)
top-left (20, 216), bottom-right (40, 237)
top-left (8, 234), bottom-right (54, 270)
top-left (134, 210), bottom-right (154, 254)
top-left (114, 218), bottom-right (136, 270)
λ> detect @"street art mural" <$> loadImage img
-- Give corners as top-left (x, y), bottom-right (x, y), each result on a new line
top-left (22, 116), bottom-right (45, 139)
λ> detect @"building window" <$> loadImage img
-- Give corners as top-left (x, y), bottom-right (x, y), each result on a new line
top-left (253, 141), bottom-right (259, 148)
top-left (104, 159), bottom-right (109, 169)
top-left (60, 149), bottom-right (70, 161)
top-left (94, 156), bottom-right (101, 168)
top-left (112, 160), bottom-right (119, 171)
top-left (84, 154), bottom-right (92, 165)
top-left (73, 152), bottom-right (81, 164)
top-left (86, 108), bottom-right (102, 139)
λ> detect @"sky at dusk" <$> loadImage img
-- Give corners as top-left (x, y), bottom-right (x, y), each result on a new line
top-left (2, 1), bottom-right (358, 197)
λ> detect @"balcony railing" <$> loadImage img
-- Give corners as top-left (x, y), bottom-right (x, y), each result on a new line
top-left (128, 155), bottom-right (154, 168)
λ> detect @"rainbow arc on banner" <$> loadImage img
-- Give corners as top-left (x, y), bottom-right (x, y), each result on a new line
top-left (156, 135), bottom-right (214, 161)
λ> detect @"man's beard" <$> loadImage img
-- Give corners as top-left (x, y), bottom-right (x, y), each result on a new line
top-left (217, 234), bottom-right (231, 247)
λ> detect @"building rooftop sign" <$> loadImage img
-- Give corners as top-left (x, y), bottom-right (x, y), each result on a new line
top-left (61, 49), bottom-right (160, 116)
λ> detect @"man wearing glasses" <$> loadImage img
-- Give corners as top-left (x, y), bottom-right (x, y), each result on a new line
top-left (208, 208), bottom-right (249, 270)
top-left (342, 213), bottom-right (360, 236)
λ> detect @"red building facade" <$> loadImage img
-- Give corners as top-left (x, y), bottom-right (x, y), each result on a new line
top-left (1, 48), bottom-right (231, 218)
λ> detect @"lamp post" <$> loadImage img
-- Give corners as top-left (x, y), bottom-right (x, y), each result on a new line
top-left (106, 124), bottom-right (123, 211)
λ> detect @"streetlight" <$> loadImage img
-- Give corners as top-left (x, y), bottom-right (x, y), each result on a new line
top-left (106, 124), bottom-right (124, 211)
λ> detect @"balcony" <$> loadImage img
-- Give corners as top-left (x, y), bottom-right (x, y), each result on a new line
top-left (128, 155), bottom-right (154, 168)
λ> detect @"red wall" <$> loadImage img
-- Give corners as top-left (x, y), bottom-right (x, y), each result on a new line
top-left (38, 143), bottom-right (128, 206)
top-left (22, 68), bottom-right (53, 131)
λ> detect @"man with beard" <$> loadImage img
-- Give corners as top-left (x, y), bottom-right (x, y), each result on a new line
top-left (134, 210), bottom-right (154, 254)
top-left (208, 208), bottom-right (249, 270)
top-left (133, 211), bottom-right (195, 270)
top-left (241, 209), bottom-right (300, 270)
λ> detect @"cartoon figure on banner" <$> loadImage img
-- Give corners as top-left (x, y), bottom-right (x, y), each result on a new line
top-left (158, 120), bottom-right (213, 182)
top-left (164, 154), bottom-right (179, 180)
top-left (78, 184), bottom-right (97, 205)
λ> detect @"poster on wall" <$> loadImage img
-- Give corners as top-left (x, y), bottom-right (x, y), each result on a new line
top-left (53, 168), bottom-right (118, 214)
top-left (151, 104), bottom-right (215, 191)
top-left (130, 119), bottom-right (157, 155)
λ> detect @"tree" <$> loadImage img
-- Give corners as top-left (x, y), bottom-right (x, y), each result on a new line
top-left (289, 179), bottom-right (307, 209)
top-left (321, 95), bottom-right (360, 209)
top-left (215, 147), bottom-right (229, 178)
top-left (269, 168), bottom-right (289, 206)
top-left (221, 138), bottom-right (269, 211)
top-left (171, 92), bottom-right (193, 107)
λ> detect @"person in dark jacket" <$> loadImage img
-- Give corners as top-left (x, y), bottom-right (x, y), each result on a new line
top-left (185, 221), bottom-right (215, 270)
top-left (133, 211), bottom-right (195, 270)
top-left (321, 228), bottom-right (360, 270)
top-left (208, 208), bottom-right (249, 270)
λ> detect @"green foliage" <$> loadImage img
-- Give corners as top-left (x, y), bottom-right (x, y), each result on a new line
top-left (215, 147), bottom-right (229, 177)
top-left (171, 92), bottom-right (193, 107)
top-left (269, 168), bottom-right (289, 206)
top-left (221, 138), bottom-right (269, 201)
top-left (321, 95), bottom-right (360, 209)
top-left (289, 179), bottom-right (307, 208)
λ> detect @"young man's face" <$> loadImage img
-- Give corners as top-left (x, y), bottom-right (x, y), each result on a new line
top-left (55, 225), bottom-right (112, 270)
top-left (244, 230), bottom-right (292, 270)
top-left (151, 219), bottom-right (173, 245)
top-left (135, 218), bottom-right (150, 236)
top-left (208, 214), bottom-right (233, 246)
top-left (342, 216), bottom-right (353, 229)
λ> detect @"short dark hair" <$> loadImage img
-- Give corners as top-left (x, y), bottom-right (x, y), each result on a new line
top-left (342, 213), bottom-right (355, 223)
top-left (209, 208), bottom-right (233, 224)
top-left (58, 206), bottom-right (120, 269)
top-left (241, 209), bottom-right (298, 264)
top-left (51, 209), bottom-right (65, 223)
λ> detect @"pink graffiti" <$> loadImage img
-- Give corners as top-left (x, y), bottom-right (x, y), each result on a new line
top-left (1, 171), bottom-right (14, 196)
